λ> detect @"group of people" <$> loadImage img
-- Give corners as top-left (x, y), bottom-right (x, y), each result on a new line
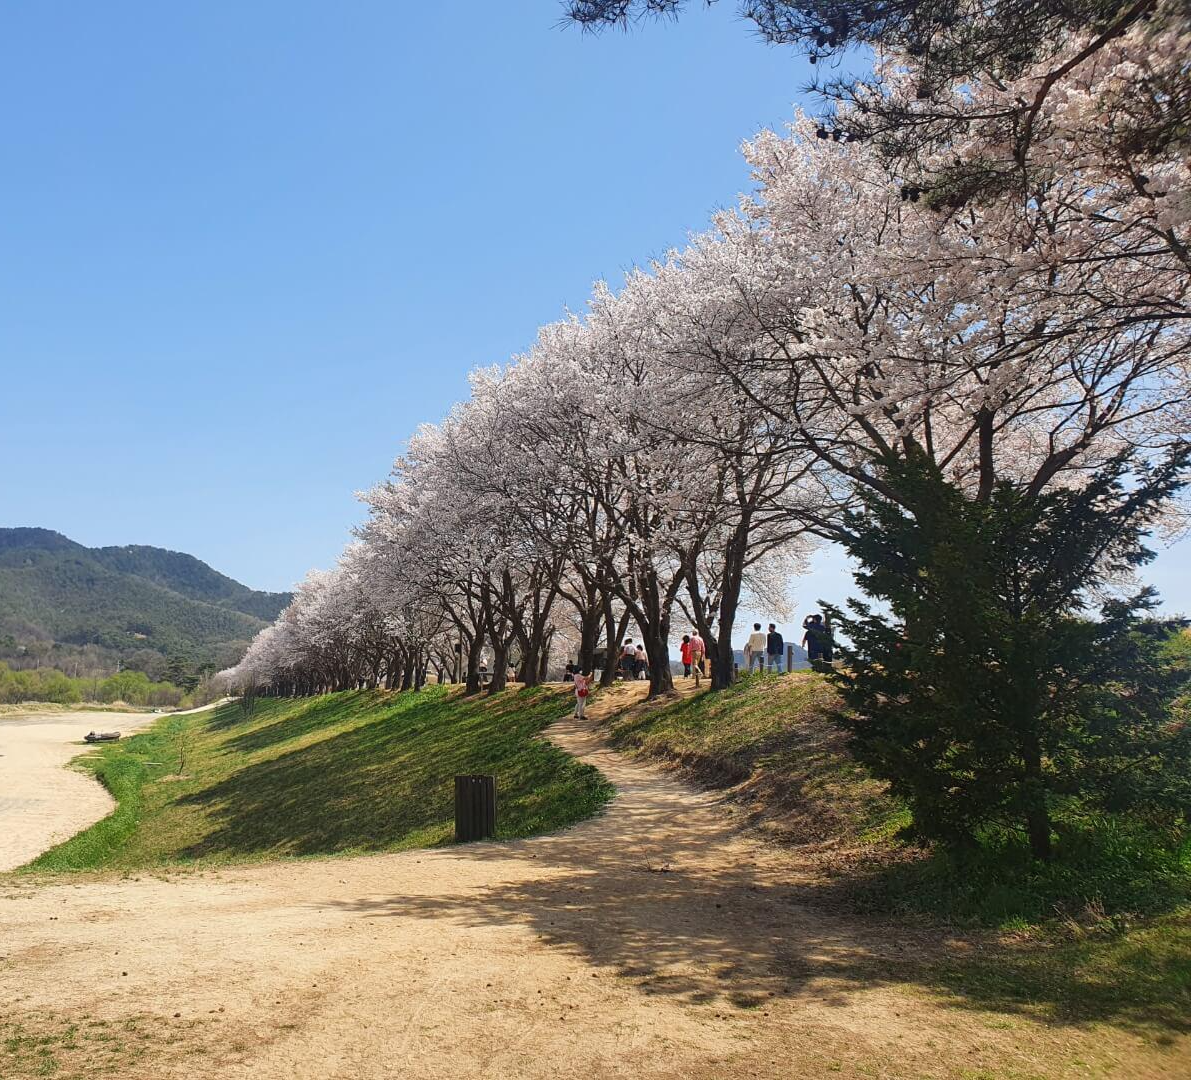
top-left (568, 611), bottom-right (835, 717)
top-left (743, 623), bottom-right (787, 673)
top-left (679, 630), bottom-right (708, 686)
top-left (618, 640), bottom-right (651, 681)
top-left (800, 613), bottom-right (834, 665)
top-left (728, 613), bottom-right (836, 675)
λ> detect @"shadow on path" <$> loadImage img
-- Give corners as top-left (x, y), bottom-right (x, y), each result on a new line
top-left (329, 707), bottom-right (1190, 1033)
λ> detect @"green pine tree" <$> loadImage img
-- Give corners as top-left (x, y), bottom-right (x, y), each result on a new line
top-left (825, 449), bottom-right (1191, 861)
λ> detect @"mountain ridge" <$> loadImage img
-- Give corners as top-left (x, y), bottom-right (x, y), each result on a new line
top-left (0, 527), bottom-right (291, 664)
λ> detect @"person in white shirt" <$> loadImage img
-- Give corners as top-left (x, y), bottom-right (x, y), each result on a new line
top-left (745, 623), bottom-right (767, 673)
top-left (689, 630), bottom-right (706, 687)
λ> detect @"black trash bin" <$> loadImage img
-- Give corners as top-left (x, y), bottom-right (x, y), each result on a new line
top-left (454, 774), bottom-right (496, 842)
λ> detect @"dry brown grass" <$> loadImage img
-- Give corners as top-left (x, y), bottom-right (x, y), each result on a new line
top-left (593, 673), bottom-right (903, 850)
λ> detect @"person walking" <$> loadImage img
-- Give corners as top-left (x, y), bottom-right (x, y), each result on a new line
top-left (689, 629), bottom-right (706, 687)
top-left (634, 644), bottom-right (649, 680)
top-left (766, 623), bottom-right (785, 673)
top-left (745, 622), bottom-right (767, 674)
top-left (573, 670), bottom-right (593, 718)
top-left (619, 640), bottom-right (636, 680)
top-left (679, 634), bottom-right (693, 677)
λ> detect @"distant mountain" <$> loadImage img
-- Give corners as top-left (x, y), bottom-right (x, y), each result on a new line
top-left (0, 528), bottom-right (291, 663)
top-left (86, 543), bottom-right (290, 622)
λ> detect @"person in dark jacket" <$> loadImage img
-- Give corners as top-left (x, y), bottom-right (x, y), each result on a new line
top-left (802, 614), bottom-right (833, 669)
top-left (766, 624), bottom-right (785, 672)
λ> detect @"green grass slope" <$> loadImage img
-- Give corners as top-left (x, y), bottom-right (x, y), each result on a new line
top-left (27, 686), bottom-right (612, 872)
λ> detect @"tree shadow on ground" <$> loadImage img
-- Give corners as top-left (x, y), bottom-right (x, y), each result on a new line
top-left (323, 786), bottom-right (1190, 1035)
top-left (202, 700), bottom-right (257, 732)
top-left (220, 692), bottom-right (379, 753)
top-left (174, 688), bottom-right (605, 861)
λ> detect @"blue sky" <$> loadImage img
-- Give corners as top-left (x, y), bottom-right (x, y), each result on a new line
top-left (2, 1), bottom-right (1186, 621)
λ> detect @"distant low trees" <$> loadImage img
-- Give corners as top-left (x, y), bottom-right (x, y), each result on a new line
top-left (0, 661), bottom-right (193, 708)
top-left (0, 663), bottom-right (83, 705)
top-left (96, 670), bottom-right (185, 708)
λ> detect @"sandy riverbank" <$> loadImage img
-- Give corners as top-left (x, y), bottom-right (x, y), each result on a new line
top-left (0, 708), bottom-right (158, 871)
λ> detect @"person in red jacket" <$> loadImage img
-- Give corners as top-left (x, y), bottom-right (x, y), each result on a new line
top-left (679, 634), bottom-right (693, 677)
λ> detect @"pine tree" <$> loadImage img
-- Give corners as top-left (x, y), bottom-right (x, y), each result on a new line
top-left (825, 450), bottom-right (1191, 860)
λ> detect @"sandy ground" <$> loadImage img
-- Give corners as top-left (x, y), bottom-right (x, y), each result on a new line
top-left (1, 691), bottom-right (1186, 1079)
top-left (0, 708), bottom-right (159, 872)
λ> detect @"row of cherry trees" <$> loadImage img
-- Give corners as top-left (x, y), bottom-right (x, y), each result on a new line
top-left (220, 18), bottom-right (1188, 701)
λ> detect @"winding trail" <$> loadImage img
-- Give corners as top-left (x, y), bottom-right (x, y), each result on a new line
top-left (0, 691), bottom-right (1183, 1079)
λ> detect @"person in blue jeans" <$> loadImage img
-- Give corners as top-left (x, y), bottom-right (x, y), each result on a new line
top-left (745, 623), bottom-right (767, 673)
top-left (766, 623), bottom-right (784, 672)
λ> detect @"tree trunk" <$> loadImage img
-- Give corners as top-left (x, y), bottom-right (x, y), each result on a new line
top-left (1022, 740), bottom-right (1052, 860)
top-left (578, 602), bottom-right (601, 675)
top-left (709, 633), bottom-right (735, 690)
top-left (1026, 799), bottom-right (1052, 861)
top-left (711, 519), bottom-right (751, 689)
top-left (464, 631), bottom-right (485, 695)
top-left (488, 640), bottom-right (509, 693)
top-left (520, 637), bottom-right (542, 688)
top-left (642, 620), bottom-right (673, 696)
top-left (599, 592), bottom-right (628, 688)
top-left (385, 652), bottom-right (403, 690)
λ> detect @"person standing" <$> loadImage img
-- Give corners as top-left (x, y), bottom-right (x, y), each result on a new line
top-left (766, 623), bottom-right (784, 673)
top-left (802, 614), bottom-right (827, 666)
top-left (634, 644), bottom-right (649, 680)
top-left (745, 623), bottom-right (767, 674)
top-left (689, 630), bottom-right (706, 687)
top-left (573, 671), bottom-right (593, 718)
top-left (679, 634), bottom-right (693, 677)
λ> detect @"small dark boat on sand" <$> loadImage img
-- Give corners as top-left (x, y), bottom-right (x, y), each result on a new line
top-left (84, 731), bottom-right (121, 743)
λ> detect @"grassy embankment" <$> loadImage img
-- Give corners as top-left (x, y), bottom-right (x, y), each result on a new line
top-left (598, 672), bottom-right (1191, 1029)
top-left (26, 686), bottom-right (612, 872)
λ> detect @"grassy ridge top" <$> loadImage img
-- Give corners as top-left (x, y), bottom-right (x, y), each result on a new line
top-left (599, 673), bottom-right (902, 846)
top-left (28, 687), bottom-right (612, 872)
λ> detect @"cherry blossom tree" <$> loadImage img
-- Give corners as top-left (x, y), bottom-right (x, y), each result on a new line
top-left (225, 40), bottom-right (1186, 708)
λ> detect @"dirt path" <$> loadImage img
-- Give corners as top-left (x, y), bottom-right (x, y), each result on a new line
top-left (1, 691), bottom-right (1184, 1079)
top-left (0, 708), bottom-right (160, 872)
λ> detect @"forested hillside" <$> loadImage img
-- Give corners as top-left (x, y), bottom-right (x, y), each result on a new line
top-left (0, 528), bottom-right (291, 668)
